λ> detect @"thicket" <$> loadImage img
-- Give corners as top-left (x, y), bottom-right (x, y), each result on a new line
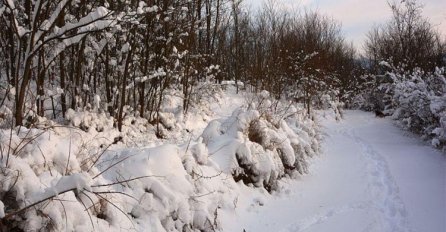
top-left (0, 0), bottom-right (356, 131)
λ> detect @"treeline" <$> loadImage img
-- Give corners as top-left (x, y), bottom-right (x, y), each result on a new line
top-left (0, 0), bottom-right (356, 130)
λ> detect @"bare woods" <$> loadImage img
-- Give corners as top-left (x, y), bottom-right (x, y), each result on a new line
top-left (0, 0), bottom-right (356, 129)
top-left (0, 0), bottom-right (444, 131)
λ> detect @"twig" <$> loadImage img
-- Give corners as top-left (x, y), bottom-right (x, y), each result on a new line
top-left (87, 142), bottom-right (113, 173)
top-left (80, 191), bottom-right (100, 215)
top-left (13, 130), bottom-right (46, 159)
top-left (65, 130), bottom-right (72, 175)
top-left (78, 192), bottom-right (95, 230)
top-left (2, 187), bottom-right (79, 220)
top-left (35, 143), bottom-right (47, 169)
top-left (6, 127), bottom-right (13, 167)
top-left (184, 135), bottom-right (193, 154)
top-left (92, 155), bottom-right (135, 179)
top-left (190, 191), bottom-right (216, 199)
top-left (91, 175), bottom-right (163, 188)
top-left (92, 191), bottom-right (138, 201)
top-left (92, 192), bottom-right (135, 228)
top-left (192, 169), bottom-right (222, 180)
top-left (208, 143), bottom-right (230, 156)
top-left (56, 199), bottom-right (68, 231)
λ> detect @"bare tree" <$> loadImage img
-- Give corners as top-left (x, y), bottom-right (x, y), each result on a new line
top-left (1, 0), bottom-right (112, 126)
top-left (365, 0), bottom-right (445, 72)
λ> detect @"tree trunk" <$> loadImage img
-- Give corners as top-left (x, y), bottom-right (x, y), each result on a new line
top-left (60, 52), bottom-right (67, 117)
top-left (104, 47), bottom-right (113, 116)
top-left (117, 49), bottom-right (132, 132)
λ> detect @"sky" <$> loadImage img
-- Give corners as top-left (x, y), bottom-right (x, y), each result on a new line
top-left (244, 0), bottom-right (446, 54)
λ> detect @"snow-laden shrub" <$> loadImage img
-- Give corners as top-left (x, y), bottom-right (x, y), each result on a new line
top-left (427, 69), bottom-right (446, 146)
top-left (320, 92), bottom-right (344, 121)
top-left (0, 91), bottom-right (321, 232)
top-left (390, 68), bottom-right (446, 150)
top-left (354, 65), bottom-right (446, 151)
top-left (0, 106), bottom-right (13, 128)
top-left (65, 108), bottom-right (114, 132)
top-left (0, 83), bottom-right (15, 128)
top-left (0, 126), bottom-right (230, 231)
top-left (0, 127), bottom-right (112, 231)
top-left (202, 91), bottom-right (320, 191)
top-left (392, 71), bottom-right (435, 133)
top-left (64, 108), bottom-right (160, 146)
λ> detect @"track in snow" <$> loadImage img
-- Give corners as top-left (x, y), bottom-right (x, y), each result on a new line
top-left (221, 110), bottom-right (446, 232)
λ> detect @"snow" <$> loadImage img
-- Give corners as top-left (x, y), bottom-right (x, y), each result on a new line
top-left (379, 61), bottom-right (392, 68)
top-left (0, 6), bottom-right (5, 17)
top-left (5, 0), bottom-right (14, 9)
top-left (93, 94), bottom-right (101, 110)
top-left (1, 84), bottom-right (444, 231)
top-left (1, 87), bottom-right (317, 231)
top-left (220, 110), bottom-right (446, 232)
top-left (0, 200), bottom-right (4, 218)
top-left (34, 0), bottom-right (70, 42)
top-left (29, 173), bottom-right (92, 204)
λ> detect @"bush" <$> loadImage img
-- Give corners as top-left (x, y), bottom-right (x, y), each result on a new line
top-left (201, 91), bottom-right (320, 191)
top-left (353, 66), bottom-right (446, 151)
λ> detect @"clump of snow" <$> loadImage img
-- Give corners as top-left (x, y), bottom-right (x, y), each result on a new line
top-left (0, 105), bottom-right (13, 128)
top-left (260, 90), bottom-right (270, 99)
top-left (29, 173), bottom-right (92, 204)
top-left (65, 108), bottom-right (114, 132)
top-left (93, 94), bottom-right (101, 111)
top-left (191, 137), bottom-right (209, 165)
top-left (379, 60), bottom-right (392, 68)
top-left (0, 200), bottom-right (4, 218)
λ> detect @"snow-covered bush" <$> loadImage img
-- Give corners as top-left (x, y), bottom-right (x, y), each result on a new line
top-left (0, 106), bottom-right (13, 128)
top-left (392, 70), bottom-right (434, 133)
top-left (0, 126), bottom-right (226, 231)
top-left (0, 127), bottom-right (108, 231)
top-left (0, 83), bottom-right (15, 129)
top-left (65, 109), bottom-right (114, 132)
top-left (202, 91), bottom-right (320, 191)
top-left (391, 68), bottom-right (446, 150)
top-left (353, 65), bottom-right (446, 151)
top-left (0, 90), bottom-right (322, 232)
top-left (319, 92), bottom-right (344, 121)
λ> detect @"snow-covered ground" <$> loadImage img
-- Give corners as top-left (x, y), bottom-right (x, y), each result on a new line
top-left (221, 110), bottom-right (446, 232)
top-left (2, 85), bottom-right (444, 232)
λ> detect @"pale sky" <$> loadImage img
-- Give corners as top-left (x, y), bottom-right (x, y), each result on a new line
top-left (245, 0), bottom-right (446, 54)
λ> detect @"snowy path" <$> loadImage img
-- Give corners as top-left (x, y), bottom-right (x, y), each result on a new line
top-left (221, 110), bottom-right (446, 232)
